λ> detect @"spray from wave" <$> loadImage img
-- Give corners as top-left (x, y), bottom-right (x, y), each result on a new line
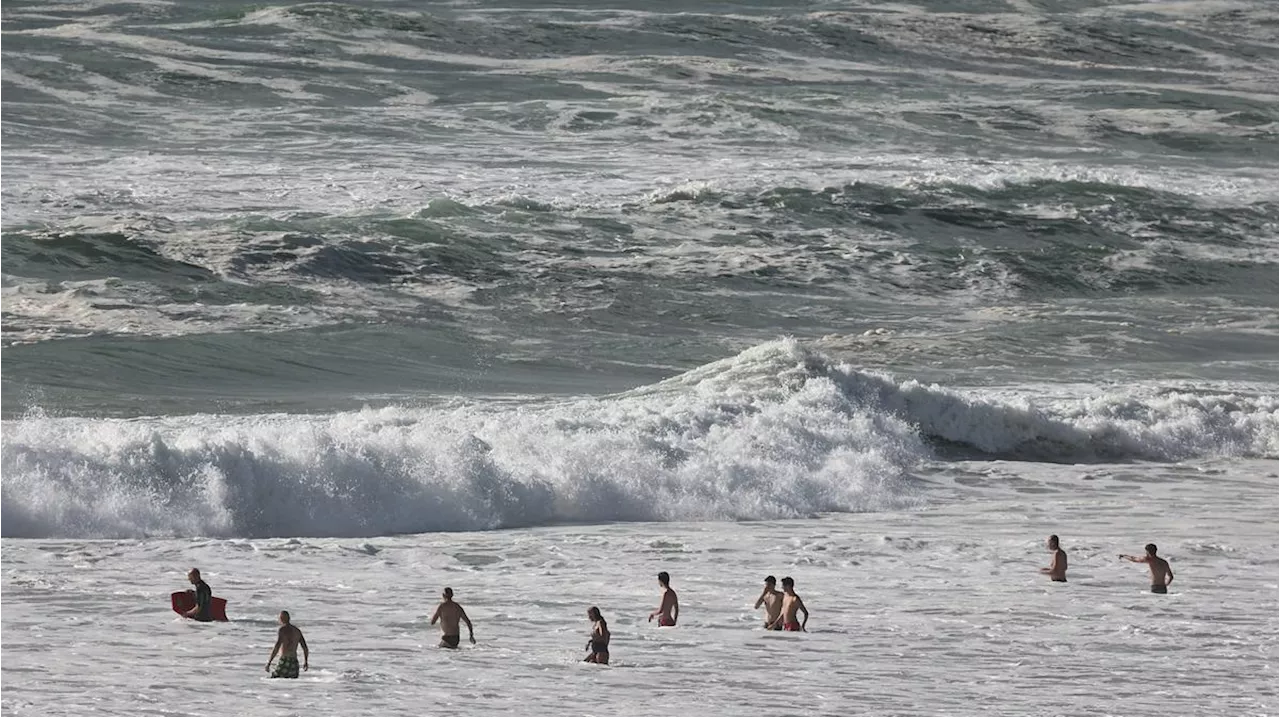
top-left (2, 341), bottom-right (1275, 539)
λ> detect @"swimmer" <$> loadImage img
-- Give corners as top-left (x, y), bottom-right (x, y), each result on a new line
top-left (1119, 544), bottom-right (1174, 594)
top-left (648, 571), bottom-right (679, 627)
top-left (583, 607), bottom-right (610, 665)
top-left (265, 611), bottom-right (309, 678)
top-left (1040, 535), bottom-right (1068, 582)
top-left (430, 587), bottom-right (476, 648)
top-left (766, 577), bottom-right (808, 632)
top-left (183, 568), bottom-right (213, 622)
top-left (754, 575), bottom-right (784, 629)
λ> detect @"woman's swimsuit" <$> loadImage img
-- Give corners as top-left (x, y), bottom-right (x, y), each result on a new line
top-left (783, 622), bottom-right (802, 632)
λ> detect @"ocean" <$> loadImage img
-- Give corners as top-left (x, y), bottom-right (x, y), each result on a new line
top-left (1, 0), bottom-right (1277, 715)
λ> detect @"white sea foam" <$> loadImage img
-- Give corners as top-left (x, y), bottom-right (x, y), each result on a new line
top-left (3, 341), bottom-right (1274, 539)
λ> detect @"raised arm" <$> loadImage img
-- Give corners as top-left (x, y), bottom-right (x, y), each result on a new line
top-left (754, 589), bottom-right (766, 610)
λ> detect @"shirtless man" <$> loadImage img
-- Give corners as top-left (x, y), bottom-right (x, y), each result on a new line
top-left (430, 587), bottom-right (476, 648)
top-left (1040, 535), bottom-right (1068, 582)
top-left (766, 577), bottom-right (808, 632)
top-left (184, 568), bottom-right (213, 621)
top-left (648, 571), bottom-right (679, 627)
top-left (754, 575), bottom-right (784, 629)
top-left (1120, 543), bottom-right (1174, 594)
top-left (265, 611), bottom-right (309, 678)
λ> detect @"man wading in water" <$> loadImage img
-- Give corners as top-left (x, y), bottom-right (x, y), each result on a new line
top-left (1120, 544), bottom-right (1174, 593)
top-left (430, 587), bottom-right (476, 648)
top-left (266, 611), bottom-right (309, 678)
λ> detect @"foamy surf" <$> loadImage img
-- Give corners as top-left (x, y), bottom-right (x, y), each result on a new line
top-left (3, 341), bottom-right (1274, 539)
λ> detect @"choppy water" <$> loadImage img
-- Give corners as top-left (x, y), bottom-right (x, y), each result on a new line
top-left (2, 2), bottom-right (1277, 715)
top-left (3, 0), bottom-right (1278, 527)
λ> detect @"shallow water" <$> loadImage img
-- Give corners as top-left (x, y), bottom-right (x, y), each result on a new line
top-left (3, 459), bottom-right (1276, 716)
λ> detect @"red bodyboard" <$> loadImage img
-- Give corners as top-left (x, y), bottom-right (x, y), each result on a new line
top-left (171, 591), bottom-right (229, 622)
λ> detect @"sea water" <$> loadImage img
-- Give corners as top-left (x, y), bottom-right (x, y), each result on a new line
top-left (2, 0), bottom-right (1277, 715)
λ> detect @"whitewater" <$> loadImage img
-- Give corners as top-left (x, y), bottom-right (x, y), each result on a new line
top-left (2, 0), bottom-right (1278, 715)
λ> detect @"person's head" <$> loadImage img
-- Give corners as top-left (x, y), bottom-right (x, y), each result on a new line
top-left (657, 571), bottom-right (670, 587)
top-left (781, 576), bottom-right (795, 593)
top-left (187, 568), bottom-right (201, 584)
top-left (279, 610), bottom-right (291, 625)
top-left (1145, 543), bottom-right (1158, 556)
top-left (764, 575), bottom-right (776, 588)
top-left (1047, 535), bottom-right (1059, 550)
top-left (443, 587), bottom-right (454, 601)
top-left (587, 606), bottom-right (602, 622)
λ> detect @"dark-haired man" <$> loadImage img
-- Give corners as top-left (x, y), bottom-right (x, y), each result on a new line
top-left (754, 575), bottom-right (783, 629)
top-left (767, 577), bottom-right (808, 632)
top-left (649, 572), bottom-right (679, 627)
top-left (1120, 544), bottom-right (1174, 593)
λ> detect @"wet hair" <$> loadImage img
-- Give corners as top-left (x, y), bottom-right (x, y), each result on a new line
top-left (588, 606), bottom-right (606, 627)
top-left (1145, 543), bottom-right (1158, 555)
top-left (657, 571), bottom-right (670, 586)
top-left (764, 575), bottom-right (776, 585)
top-left (1048, 535), bottom-right (1059, 548)
top-left (443, 587), bottom-right (454, 598)
top-left (188, 568), bottom-right (200, 577)
top-left (280, 610), bottom-right (291, 624)
top-left (781, 576), bottom-right (794, 588)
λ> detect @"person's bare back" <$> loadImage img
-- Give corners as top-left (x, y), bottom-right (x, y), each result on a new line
top-left (767, 577), bottom-right (808, 632)
top-left (430, 587), bottom-right (475, 648)
top-left (1040, 535), bottom-right (1068, 582)
top-left (266, 611), bottom-right (309, 678)
top-left (1120, 543), bottom-right (1174, 593)
top-left (649, 571), bottom-right (679, 627)
top-left (277, 623), bottom-right (304, 656)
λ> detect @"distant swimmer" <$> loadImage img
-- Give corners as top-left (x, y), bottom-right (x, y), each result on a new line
top-left (1119, 544), bottom-right (1174, 594)
top-left (584, 606), bottom-right (610, 665)
top-left (766, 577), bottom-right (808, 632)
top-left (1040, 535), bottom-right (1068, 582)
top-left (754, 575), bottom-right (784, 629)
top-left (648, 571), bottom-right (679, 627)
top-left (266, 611), bottom-right (309, 678)
top-left (184, 568), bottom-right (213, 622)
top-left (430, 587), bottom-right (476, 648)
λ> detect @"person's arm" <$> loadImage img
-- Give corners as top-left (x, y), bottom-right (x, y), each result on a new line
top-left (798, 598), bottom-right (809, 632)
top-left (672, 594), bottom-right (679, 624)
top-left (460, 607), bottom-right (475, 644)
top-left (266, 634), bottom-right (281, 672)
top-left (1165, 565), bottom-right (1174, 586)
top-left (429, 605), bottom-right (441, 626)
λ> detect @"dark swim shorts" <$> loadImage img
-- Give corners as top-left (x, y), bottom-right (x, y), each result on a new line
top-left (1151, 585), bottom-right (1168, 594)
top-left (440, 634), bottom-right (461, 648)
top-left (271, 655), bottom-right (299, 679)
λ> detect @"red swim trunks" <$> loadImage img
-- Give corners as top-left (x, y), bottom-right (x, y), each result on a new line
top-left (658, 615), bottom-right (676, 627)
top-left (783, 622), bottom-right (801, 632)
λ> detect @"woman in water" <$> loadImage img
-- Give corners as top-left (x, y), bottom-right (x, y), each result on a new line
top-left (584, 607), bottom-right (610, 665)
